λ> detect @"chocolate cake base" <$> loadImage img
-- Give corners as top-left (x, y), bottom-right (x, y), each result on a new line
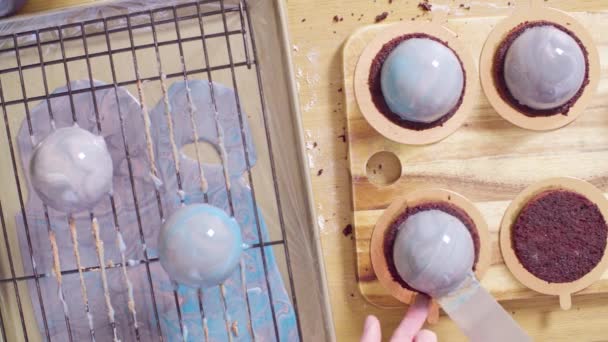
top-left (368, 33), bottom-right (466, 131)
top-left (512, 189), bottom-right (607, 283)
top-left (492, 20), bottom-right (590, 117)
top-left (383, 201), bottom-right (480, 292)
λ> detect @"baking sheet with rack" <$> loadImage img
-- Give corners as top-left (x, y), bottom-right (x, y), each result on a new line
top-left (344, 12), bottom-right (608, 308)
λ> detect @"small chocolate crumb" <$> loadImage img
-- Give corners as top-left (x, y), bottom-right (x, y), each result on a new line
top-left (350, 293), bottom-right (355, 298)
top-left (337, 87), bottom-right (343, 92)
top-left (338, 134), bottom-right (346, 142)
top-left (418, 0), bottom-right (432, 11)
top-left (333, 15), bottom-right (343, 23)
top-left (389, 0), bottom-right (393, 3)
top-left (342, 224), bottom-right (353, 237)
top-left (317, 169), bottom-right (324, 176)
top-left (459, 3), bottom-right (471, 9)
top-left (313, 142), bottom-right (318, 148)
top-left (378, 164), bottom-right (383, 170)
top-left (375, 12), bottom-right (389, 23)
top-left (301, 18), bottom-right (306, 22)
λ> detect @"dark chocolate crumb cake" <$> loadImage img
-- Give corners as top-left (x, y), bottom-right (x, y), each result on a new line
top-left (512, 189), bottom-right (607, 283)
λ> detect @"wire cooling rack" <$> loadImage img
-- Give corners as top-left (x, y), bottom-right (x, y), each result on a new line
top-left (0, 1), bottom-right (316, 341)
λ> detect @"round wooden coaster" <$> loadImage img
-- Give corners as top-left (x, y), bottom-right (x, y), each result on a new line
top-left (354, 19), bottom-right (477, 145)
top-left (370, 188), bottom-right (491, 317)
top-left (479, 1), bottom-right (599, 131)
top-left (499, 177), bottom-right (608, 310)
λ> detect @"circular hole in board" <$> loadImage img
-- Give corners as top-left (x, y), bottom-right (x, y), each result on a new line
top-left (366, 151), bottom-right (402, 186)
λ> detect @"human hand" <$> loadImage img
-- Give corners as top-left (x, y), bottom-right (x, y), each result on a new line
top-left (360, 294), bottom-right (437, 342)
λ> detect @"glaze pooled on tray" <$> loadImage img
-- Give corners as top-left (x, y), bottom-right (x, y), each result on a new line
top-left (158, 203), bottom-right (244, 289)
top-left (392, 209), bottom-right (474, 296)
top-left (29, 126), bottom-right (113, 213)
top-left (380, 38), bottom-right (464, 124)
top-left (503, 24), bottom-right (586, 111)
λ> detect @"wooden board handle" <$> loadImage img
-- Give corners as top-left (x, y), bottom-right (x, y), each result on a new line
top-left (559, 294), bottom-right (572, 310)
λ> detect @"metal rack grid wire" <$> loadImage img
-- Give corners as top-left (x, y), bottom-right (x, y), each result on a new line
top-left (0, 0), bottom-right (303, 341)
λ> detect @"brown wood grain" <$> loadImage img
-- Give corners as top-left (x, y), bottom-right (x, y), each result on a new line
top-left (344, 10), bottom-right (608, 313)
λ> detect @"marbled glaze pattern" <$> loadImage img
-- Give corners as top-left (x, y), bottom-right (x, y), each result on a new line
top-left (158, 204), bottom-right (244, 289)
top-left (29, 126), bottom-right (113, 213)
top-left (504, 25), bottom-right (586, 110)
top-left (18, 81), bottom-right (298, 341)
top-left (380, 38), bottom-right (464, 123)
top-left (393, 210), bottom-right (474, 296)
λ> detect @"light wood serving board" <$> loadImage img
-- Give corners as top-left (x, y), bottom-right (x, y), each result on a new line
top-left (344, 11), bottom-right (608, 308)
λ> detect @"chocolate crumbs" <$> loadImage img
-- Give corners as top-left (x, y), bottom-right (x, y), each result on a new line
top-left (418, 0), bottom-right (432, 11)
top-left (375, 12), bottom-right (389, 23)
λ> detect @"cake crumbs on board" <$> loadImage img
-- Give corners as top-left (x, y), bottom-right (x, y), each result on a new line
top-left (418, 0), bottom-right (432, 11)
top-left (375, 12), bottom-right (389, 23)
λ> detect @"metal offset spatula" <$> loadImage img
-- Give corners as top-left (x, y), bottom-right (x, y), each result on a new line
top-left (393, 210), bottom-right (531, 342)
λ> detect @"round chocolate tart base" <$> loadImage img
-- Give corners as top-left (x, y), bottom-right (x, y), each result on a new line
top-left (512, 189), bottom-right (607, 283)
top-left (493, 20), bottom-right (590, 117)
top-left (383, 201), bottom-right (480, 292)
top-left (368, 33), bottom-right (466, 131)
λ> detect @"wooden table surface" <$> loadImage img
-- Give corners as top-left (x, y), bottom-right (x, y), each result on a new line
top-left (17, 0), bottom-right (608, 341)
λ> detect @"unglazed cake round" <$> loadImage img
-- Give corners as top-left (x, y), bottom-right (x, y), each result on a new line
top-left (500, 178), bottom-right (608, 310)
top-left (379, 38), bottom-right (464, 124)
top-left (393, 209), bottom-right (475, 296)
top-left (512, 189), bottom-right (607, 283)
top-left (158, 204), bottom-right (244, 289)
top-left (29, 126), bottom-right (114, 213)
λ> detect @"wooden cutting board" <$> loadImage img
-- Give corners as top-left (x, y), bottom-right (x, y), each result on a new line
top-left (344, 12), bottom-right (608, 308)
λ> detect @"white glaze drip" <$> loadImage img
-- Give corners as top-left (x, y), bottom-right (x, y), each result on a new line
top-left (68, 216), bottom-right (96, 336)
top-left (91, 217), bottom-right (119, 342)
top-left (135, 80), bottom-right (160, 183)
top-left (240, 259), bottom-right (254, 339)
top-left (58, 286), bottom-right (69, 318)
top-left (150, 173), bottom-right (164, 190)
top-left (182, 323), bottom-right (189, 342)
top-left (115, 231), bottom-right (139, 331)
top-left (219, 284), bottom-right (234, 342)
top-left (203, 317), bottom-right (209, 341)
top-left (127, 259), bottom-right (140, 266)
top-left (182, 67), bottom-right (209, 194)
top-left (87, 312), bottom-right (96, 342)
top-left (215, 116), bottom-right (231, 191)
